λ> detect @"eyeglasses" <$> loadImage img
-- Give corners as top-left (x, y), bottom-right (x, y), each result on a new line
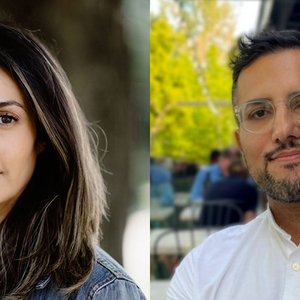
top-left (234, 93), bottom-right (300, 134)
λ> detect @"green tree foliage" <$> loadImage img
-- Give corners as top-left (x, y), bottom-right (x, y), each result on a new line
top-left (151, 0), bottom-right (238, 163)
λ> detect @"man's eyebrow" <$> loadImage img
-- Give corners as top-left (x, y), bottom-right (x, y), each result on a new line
top-left (288, 90), bottom-right (300, 98)
top-left (0, 100), bottom-right (25, 111)
top-left (245, 90), bottom-right (300, 103)
top-left (244, 97), bottom-right (270, 103)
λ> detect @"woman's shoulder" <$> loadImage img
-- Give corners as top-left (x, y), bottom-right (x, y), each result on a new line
top-left (29, 246), bottom-right (146, 300)
top-left (78, 246), bottom-right (145, 299)
top-left (93, 246), bottom-right (136, 282)
top-left (75, 246), bottom-right (146, 299)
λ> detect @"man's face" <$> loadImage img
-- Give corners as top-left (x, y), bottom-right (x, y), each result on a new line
top-left (219, 156), bottom-right (231, 177)
top-left (235, 49), bottom-right (300, 202)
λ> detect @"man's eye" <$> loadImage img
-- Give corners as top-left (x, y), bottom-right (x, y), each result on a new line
top-left (291, 97), bottom-right (300, 114)
top-left (251, 109), bottom-right (267, 119)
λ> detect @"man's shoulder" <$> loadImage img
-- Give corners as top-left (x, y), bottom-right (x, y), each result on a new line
top-left (77, 246), bottom-right (146, 299)
top-left (207, 163), bottom-right (220, 173)
top-left (194, 210), bottom-right (268, 257)
top-left (196, 164), bottom-right (219, 176)
top-left (168, 218), bottom-right (263, 300)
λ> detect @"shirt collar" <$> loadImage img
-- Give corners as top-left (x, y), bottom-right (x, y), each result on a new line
top-left (266, 205), bottom-right (300, 259)
top-left (267, 205), bottom-right (292, 240)
top-left (35, 276), bottom-right (51, 290)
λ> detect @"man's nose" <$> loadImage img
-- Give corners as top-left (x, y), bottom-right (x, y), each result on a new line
top-left (271, 104), bottom-right (300, 144)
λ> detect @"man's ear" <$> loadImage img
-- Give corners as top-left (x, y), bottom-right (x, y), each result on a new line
top-left (36, 141), bottom-right (47, 155)
top-left (234, 129), bottom-right (243, 152)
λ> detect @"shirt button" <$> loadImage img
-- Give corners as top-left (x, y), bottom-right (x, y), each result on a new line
top-left (292, 263), bottom-right (300, 271)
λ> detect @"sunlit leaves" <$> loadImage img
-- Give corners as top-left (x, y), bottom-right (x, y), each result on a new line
top-left (151, 1), bottom-right (238, 163)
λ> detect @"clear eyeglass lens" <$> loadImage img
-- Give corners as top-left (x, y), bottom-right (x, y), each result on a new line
top-left (239, 100), bottom-right (274, 133)
top-left (290, 95), bottom-right (300, 116)
top-left (237, 95), bottom-right (300, 133)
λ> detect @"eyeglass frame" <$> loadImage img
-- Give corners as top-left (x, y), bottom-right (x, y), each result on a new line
top-left (233, 92), bottom-right (300, 134)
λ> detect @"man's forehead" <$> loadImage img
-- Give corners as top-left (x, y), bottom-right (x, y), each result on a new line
top-left (236, 49), bottom-right (300, 104)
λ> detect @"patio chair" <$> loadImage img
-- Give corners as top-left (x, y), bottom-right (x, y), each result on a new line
top-left (151, 200), bottom-right (244, 278)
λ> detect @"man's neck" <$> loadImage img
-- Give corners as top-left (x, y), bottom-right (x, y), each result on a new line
top-left (269, 199), bottom-right (300, 245)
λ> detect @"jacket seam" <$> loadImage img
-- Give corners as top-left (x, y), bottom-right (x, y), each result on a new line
top-left (87, 276), bottom-right (117, 300)
top-left (88, 277), bottom-right (143, 300)
top-left (95, 259), bottom-right (134, 282)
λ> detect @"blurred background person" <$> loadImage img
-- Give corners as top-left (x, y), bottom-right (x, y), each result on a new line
top-left (197, 158), bottom-right (258, 227)
top-left (190, 148), bottom-right (240, 202)
top-left (151, 158), bottom-right (174, 207)
top-left (172, 162), bottom-right (198, 179)
top-left (210, 149), bottom-right (221, 165)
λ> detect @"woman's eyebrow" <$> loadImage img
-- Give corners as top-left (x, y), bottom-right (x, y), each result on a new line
top-left (0, 100), bottom-right (25, 111)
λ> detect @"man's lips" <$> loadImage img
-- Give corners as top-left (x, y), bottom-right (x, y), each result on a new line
top-left (270, 150), bottom-right (300, 162)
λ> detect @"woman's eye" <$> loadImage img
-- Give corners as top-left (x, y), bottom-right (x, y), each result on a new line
top-left (0, 114), bottom-right (18, 124)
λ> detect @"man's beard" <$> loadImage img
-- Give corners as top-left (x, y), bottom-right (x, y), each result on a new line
top-left (245, 141), bottom-right (300, 203)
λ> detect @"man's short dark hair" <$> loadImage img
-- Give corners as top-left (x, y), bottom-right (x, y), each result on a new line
top-left (210, 149), bottom-right (221, 164)
top-left (230, 30), bottom-right (300, 104)
top-left (221, 147), bottom-right (241, 160)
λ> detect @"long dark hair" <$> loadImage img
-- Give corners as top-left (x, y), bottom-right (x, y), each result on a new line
top-left (0, 22), bottom-right (106, 299)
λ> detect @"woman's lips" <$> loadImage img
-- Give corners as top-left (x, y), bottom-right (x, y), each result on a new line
top-left (271, 151), bottom-right (300, 162)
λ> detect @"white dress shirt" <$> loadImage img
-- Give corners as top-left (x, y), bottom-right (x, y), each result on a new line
top-left (167, 208), bottom-right (300, 300)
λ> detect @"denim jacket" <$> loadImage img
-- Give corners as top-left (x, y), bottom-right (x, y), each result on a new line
top-left (27, 246), bottom-right (146, 299)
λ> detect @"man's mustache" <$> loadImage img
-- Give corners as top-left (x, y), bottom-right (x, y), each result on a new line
top-left (264, 141), bottom-right (300, 162)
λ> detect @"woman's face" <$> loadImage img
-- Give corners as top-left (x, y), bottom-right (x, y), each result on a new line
top-left (0, 68), bottom-right (41, 218)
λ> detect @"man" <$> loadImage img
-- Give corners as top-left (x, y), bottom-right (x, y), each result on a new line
top-left (150, 158), bottom-right (174, 206)
top-left (190, 148), bottom-right (239, 202)
top-left (168, 30), bottom-right (300, 300)
top-left (197, 159), bottom-right (258, 227)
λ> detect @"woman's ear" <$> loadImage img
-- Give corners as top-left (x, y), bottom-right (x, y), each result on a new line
top-left (36, 141), bottom-right (47, 155)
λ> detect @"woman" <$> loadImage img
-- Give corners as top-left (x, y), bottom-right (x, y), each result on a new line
top-left (0, 22), bottom-right (145, 299)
